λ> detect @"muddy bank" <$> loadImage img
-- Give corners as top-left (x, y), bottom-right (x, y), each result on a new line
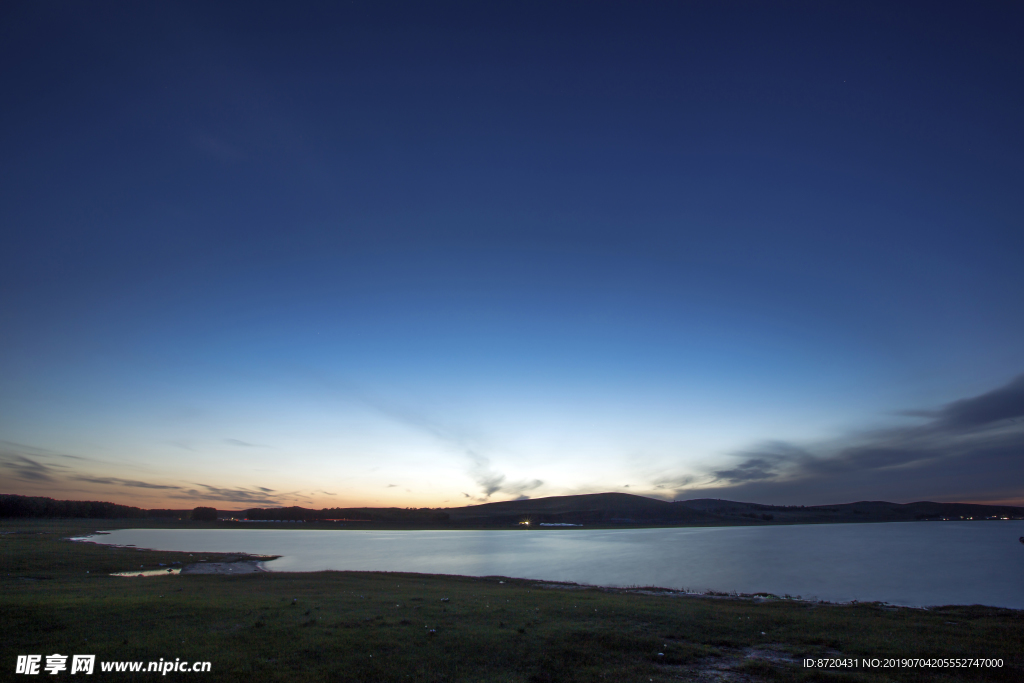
top-left (181, 560), bottom-right (269, 574)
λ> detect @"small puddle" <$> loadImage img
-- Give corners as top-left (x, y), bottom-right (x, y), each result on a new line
top-left (111, 568), bottom-right (182, 577)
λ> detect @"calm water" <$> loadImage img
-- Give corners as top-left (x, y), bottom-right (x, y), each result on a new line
top-left (82, 522), bottom-right (1024, 608)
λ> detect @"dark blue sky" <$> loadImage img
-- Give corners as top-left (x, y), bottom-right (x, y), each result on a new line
top-left (1, 1), bottom-right (1022, 508)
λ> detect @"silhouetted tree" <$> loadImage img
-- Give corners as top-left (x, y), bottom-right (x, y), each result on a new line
top-left (0, 494), bottom-right (145, 518)
top-left (191, 506), bottom-right (218, 521)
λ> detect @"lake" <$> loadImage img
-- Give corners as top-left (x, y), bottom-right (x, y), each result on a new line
top-left (81, 521), bottom-right (1024, 609)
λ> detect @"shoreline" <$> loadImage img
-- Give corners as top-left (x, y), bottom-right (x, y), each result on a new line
top-left (68, 521), bottom-right (1024, 612)
top-left (5, 519), bottom-right (1022, 682)
top-left (91, 541), bottom-right (1024, 613)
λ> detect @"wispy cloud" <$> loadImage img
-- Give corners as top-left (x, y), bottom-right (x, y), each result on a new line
top-left (0, 440), bottom-right (57, 455)
top-left (898, 374), bottom-right (1024, 431)
top-left (470, 469), bottom-right (543, 499)
top-left (0, 440), bottom-right (89, 461)
top-left (0, 441), bottom-right (291, 505)
top-left (347, 391), bottom-right (545, 501)
top-left (0, 454), bottom-right (59, 482)
top-left (173, 484), bottom-right (284, 505)
top-left (224, 438), bottom-right (268, 448)
top-left (665, 374), bottom-right (1024, 504)
top-left (0, 442), bottom-right (176, 492)
top-left (71, 476), bottom-right (181, 490)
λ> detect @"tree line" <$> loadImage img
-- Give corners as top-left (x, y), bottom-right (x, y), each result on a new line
top-left (0, 495), bottom-right (451, 522)
top-left (0, 494), bottom-right (149, 519)
top-left (0, 494), bottom-right (206, 519)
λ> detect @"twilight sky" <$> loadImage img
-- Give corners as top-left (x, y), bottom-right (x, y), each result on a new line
top-left (1, 2), bottom-right (1022, 509)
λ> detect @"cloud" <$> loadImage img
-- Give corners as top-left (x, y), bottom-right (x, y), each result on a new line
top-left (350, 392), bottom-right (544, 500)
top-left (712, 454), bottom-right (790, 484)
top-left (502, 478), bottom-right (544, 496)
top-left (462, 449), bottom-right (544, 500)
top-left (652, 473), bottom-right (696, 490)
top-left (0, 441), bottom-right (292, 504)
top-left (0, 441), bottom-right (88, 460)
top-left (71, 476), bottom-right (181, 490)
top-left (224, 438), bottom-right (268, 448)
top-left (0, 441), bottom-right (54, 455)
top-left (0, 443), bottom-right (182, 494)
top-left (172, 484), bottom-right (284, 505)
top-left (0, 455), bottom-right (58, 482)
top-left (918, 374), bottom-right (1024, 432)
top-left (386, 484), bottom-right (396, 488)
top-left (468, 453), bottom-right (506, 497)
top-left (666, 374), bottom-right (1024, 505)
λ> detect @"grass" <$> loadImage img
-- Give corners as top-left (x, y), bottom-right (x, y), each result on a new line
top-left (2, 519), bottom-right (1022, 682)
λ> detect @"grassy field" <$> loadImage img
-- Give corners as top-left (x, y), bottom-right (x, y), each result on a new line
top-left (2, 520), bottom-right (1021, 682)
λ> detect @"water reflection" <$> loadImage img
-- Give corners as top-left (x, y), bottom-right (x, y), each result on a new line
top-left (81, 521), bottom-right (1024, 608)
top-left (111, 568), bottom-right (181, 577)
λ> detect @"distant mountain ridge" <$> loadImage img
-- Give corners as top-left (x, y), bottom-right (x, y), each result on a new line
top-left (447, 492), bottom-right (709, 525)
top-left (444, 493), bottom-right (1024, 525)
top-left (673, 497), bottom-right (1024, 524)
top-left (3, 491), bottom-right (1022, 524)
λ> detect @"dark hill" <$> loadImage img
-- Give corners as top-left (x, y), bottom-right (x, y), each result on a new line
top-left (674, 498), bottom-right (1024, 523)
top-left (448, 492), bottom-right (713, 525)
top-left (4, 492), bottom-right (1021, 525)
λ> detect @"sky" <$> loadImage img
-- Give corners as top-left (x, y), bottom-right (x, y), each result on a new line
top-left (1, 1), bottom-right (1022, 509)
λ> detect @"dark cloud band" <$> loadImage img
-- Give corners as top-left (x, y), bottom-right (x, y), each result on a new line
top-left (668, 374), bottom-right (1024, 504)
